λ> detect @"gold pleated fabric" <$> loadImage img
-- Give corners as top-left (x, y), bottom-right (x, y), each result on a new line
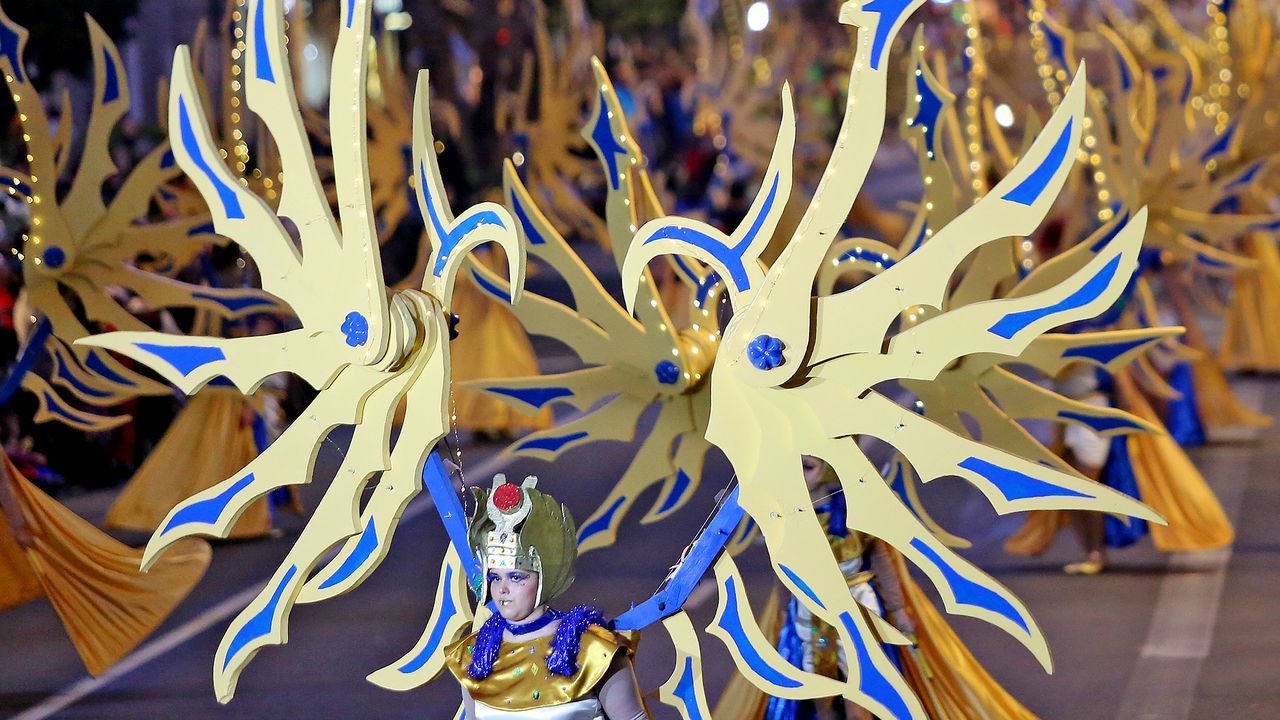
top-left (2, 454), bottom-right (211, 675)
top-left (0, 509), bottom-right (42, 610)
top-left (107, 387), bottom-right (272, 538)
top-left (891, 550), bottom-right (1039, 720)
top-left (1221, 234), bottom-right (1280, 372)
top-left (1002, 510), bottom-right (1068, 557)
top-left (450, 250), bottom-right (551, 434)
top-left (1190, 352), bottom-right (1272, 431)
top-left (1116, 373), bottom-right (1235, 552)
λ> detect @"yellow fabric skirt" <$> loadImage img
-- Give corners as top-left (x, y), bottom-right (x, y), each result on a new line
top-left (107, 387), bottom-right (272, 538)
top-left (711, 562), bottom-right (1037, 719)
top-left (1003, 510), bottom-right (1068, 557)
top-left (450, 259), bottom-right (550, 434)
top-left (1221, 234), bottom-right (1280, 372)
top-left (1117, 373), bottom-right (1235, 553)
top-left (1, 453), bottom-right (211, 675)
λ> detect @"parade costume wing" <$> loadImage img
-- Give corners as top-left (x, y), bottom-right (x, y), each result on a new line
top-left (80, 0), bottom-right (521, 702)
top-left (620, 3), bottom-right (1163, 717)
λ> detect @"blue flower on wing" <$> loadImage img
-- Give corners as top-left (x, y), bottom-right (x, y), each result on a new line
top-left (341, 312), bottom-right (369, 347)
top-left (747, 334), bottom-right (785, 370)
top-left (654, 360), bottom-right (681, 385)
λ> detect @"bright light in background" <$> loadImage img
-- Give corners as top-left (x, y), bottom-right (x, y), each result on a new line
top-left (282, 0), bottom-right (296, 13)
top-left (994, 103), bottom-right (1015, 128)
top-left (374, 0), bottom-right (404, 12)
top-left (746, 1), bottom-right (770, 32)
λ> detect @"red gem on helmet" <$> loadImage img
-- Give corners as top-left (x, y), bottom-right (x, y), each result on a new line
top-left (493, 483), bottom-right (522, 512)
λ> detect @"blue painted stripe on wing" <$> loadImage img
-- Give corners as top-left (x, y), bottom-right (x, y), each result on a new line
top-left (655, 469), bottom-right (693, 516)
top-left (162, 473), bottom-right (256, 534)
top-left (0, 20), bottom-right (24, 83)
top-left (516, 431), bottom-right (588, 454)
top-left (1061, 335), bottom-right (1152, 364)
top-left (1057, 410), bottom-right (1141, 433)
top-left (84, 350), bottom-right (136, 386)
top-left (398, 563), bottom-right (461, 673)
top-left (717, 576), bottom-right (802, 688)
top-left (52, 351), bottom-right (112, 399)
top-left (1200, 123), bottom-right (1237, 162)
top-left (101, 47), bottom-right (120, 104)
top-left (862, 0), bottom-right (916, 70)
top-left (577, 496), bottom-right (626, 544)
top-left (1089, 211), bottom-right (1129, 252)
top-left (345, 0), bottom-right (357, 27)
top-left (909, 538), bottom-right (1029, 632)
top-left (486, 386), bottom-right (573, 409)
top-left (134, 341), bottom-right (227, 377)
top-left (778, 565), bottom-right (825, 610)
top-left (253, 0), bottom-right (275, 83)
top-left (836, 246), bottom-right (897, 268)
top-left (671, 656), bottom-right (705, 719)
top-left (178, 96), bottom-right (245, 219)
top-left (469, 267), bottom-right (509, 301)
top-left (41, 392), bottom-right (90, 425)
top-left (223, 565), bottom-right (298, 669)
top-left (590, 91), bottom-right (629, 189)
top-left (191, 290), bottom-right (278, 313)
top-left (317, 519), bottom-right (380, 590)
top-left (420, 162), bottom-right (506, 277)
top-left (838, 611), bottom-right (913, 720)
top-left (958, 456), bottom-right (1093, 501)
top-left (510, 191), bottom-right (545, 245)
top-left (987, 254), bottom-right (1121, 339)
top-left (1002, 118), bottom-right (1073, 207)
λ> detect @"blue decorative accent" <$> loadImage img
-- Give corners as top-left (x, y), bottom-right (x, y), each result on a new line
top-left (655, 360), bottom-right (681, 385)
top-left (84, 350), bottom-right (136, 387)
top-left (486, 386), bottom-right (573, 409)
top-left (1180, 64), bottom-right (1193, 105)
top-left (671, 657), bottom-right (705, 719)
top-left (223, 565), bottom-right (298, 670)
top-left (160, 149), bottom-right (176, 169)
top-left (1003, 118), bottom-right (1073, 206)
top-left (655, 469), bottom-right (692, 516)
top-left (1062, 335), bottom-right (1152, 365)
top-left (423, 451), bottom-right (482, 585)
top-left (1115, 51), bottom-right (1132, 90)
top-left (398, 563), bottom-right (462, 673)
top-left (838, 612), bottom-right (913, 720)
top-left (577, 496), bottom-right (626, 545)
top-left (178, 96), bottom-right (245, 219)
top-left (736, 517), bottom-right (756, 544)
top-left (746, 334), bottom-right (785, 370)
top-left (340, 311), bottom-right (369, 347)
top-left (469, 267), bottom-right (509, 301)
top-left (419, 162), bottom-right (506, 277)
top-left (134, 342), bottom-right (227, 377)
top-left (988, 254), bottom-right (1121, 339)
top-left (162, 473), bottom-right (256, 534)
top-left (51, 351), bottom-right (110, 399)
top-left (510, 191), bottom-right (545, 245)
top-left (187, 222), bottom-right (216, 236)
top-left (41, 246), bottom-right (65, 269)
top-left (0, 319), bottom-right (50, 406)
top-left (888, 462), bottom-right (908, 499)
top-left (1058, 410), bottom-right (1141, 434)
top-left (642, 174), bottom-right (778, 294)
top-left (1089, 210), bottom-right (1130, 252)
top-left (861, 0), bottom-right (916, 70)
top-left (0, 19), bottom-right (24, 82)
top-left (958, 456), bottom-right (1093, 501)
top-left (517, 431), bottom-right (588, 454)
top-left (590, 92), bottom-right (630, 189)
top-left (909, 538), bottom-right (1029, 632)
top-left (100, 47), bottom-right (120, 103)
top-left (615, 488), bottom-right (744, 631)
top-left (40, 391), bottom-right (90, 425)
top-left (1195, 252), bottom-right (1231, 269)
top-left (1043, 19), bottom-right (1068, 69)
top-left (191, 290), bottom-right (277, 313)
top-left (317, 519), bottom-right (379, 590)
top-left (0, 174), bottom-right (32, 198)
top-left (1224, 160), bottom-right (1264, 192)
top-left (1200, 123), bottom-right (1237, 162)
top-left (909, 64), bottom-right (944, 155)
top-left (715, 576), bottom-right (802, 688)
top-left (907, 221), bottom-right (928, 253)
top-left (253, 0), bottom-right (275, 83)
top-left (778, 565), bottom-right (825, 610)
top-left (345, 0), bottom-right (357, 27)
